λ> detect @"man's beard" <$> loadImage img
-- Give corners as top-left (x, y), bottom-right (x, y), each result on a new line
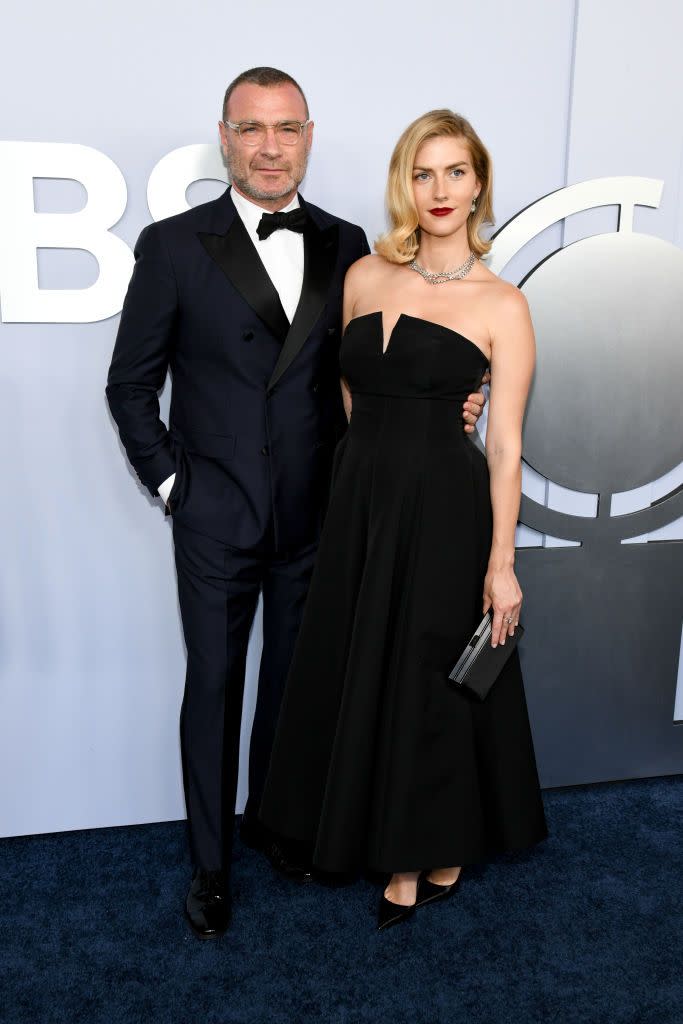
top-left (230, 173), bottom-right (296, 202)
top-left (226, 151), bottom-right (308, 202)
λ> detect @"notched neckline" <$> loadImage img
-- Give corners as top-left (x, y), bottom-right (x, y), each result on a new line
top-left (345, 311), bottom-right (490, 365)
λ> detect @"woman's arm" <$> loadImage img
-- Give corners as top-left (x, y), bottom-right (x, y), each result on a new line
top-left (483, 286), bottom-right (536, 646)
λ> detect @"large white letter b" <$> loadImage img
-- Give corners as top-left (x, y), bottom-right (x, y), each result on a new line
top-left (0, 142), bottom-right (133, 323)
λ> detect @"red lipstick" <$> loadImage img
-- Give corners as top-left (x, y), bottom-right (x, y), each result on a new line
top-left (429, 207), bottom-right (454, 216)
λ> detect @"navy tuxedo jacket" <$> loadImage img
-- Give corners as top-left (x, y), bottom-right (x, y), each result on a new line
top-left (107, 187), bottom-right (370, 552)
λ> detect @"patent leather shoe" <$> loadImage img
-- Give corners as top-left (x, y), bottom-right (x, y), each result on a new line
top-left (240, 811), bottom-right (313, 882)
top-left (184, 868), bottom-right (231, 940)
top-left (415, 868), bottom-right (462, 908)
top-left (377, 893), bottom-right (416, 931)
top-left (264, 839), bottom-right (314, 883)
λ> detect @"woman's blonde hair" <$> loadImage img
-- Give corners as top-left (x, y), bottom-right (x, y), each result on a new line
top-left (375, 109), bottom-right (494, 264)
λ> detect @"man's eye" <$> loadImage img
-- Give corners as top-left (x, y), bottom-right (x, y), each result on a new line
top-left (242, 125), bottom-right (259, 134)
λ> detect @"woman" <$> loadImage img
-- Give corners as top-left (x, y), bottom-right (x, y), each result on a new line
top-left (259, 109), bottom-right (548, 929)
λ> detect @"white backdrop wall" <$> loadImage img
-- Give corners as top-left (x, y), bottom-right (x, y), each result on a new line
top-left (1, 0), bottom-right (681, 837)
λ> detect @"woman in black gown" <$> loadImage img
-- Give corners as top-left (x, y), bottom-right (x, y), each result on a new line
top-left (259, 109), bottom-right (548, 928)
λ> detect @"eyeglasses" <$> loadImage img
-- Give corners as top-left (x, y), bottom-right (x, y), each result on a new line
top-left (223, 120), bottom-right (310, 146)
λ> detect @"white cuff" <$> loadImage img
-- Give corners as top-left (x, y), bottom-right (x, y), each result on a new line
top-left (157, 473), bottom-right (176, 506)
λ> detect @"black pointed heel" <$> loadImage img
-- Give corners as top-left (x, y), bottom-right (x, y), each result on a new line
top-left (415, 868), bottom-right (463, 908)
top-left (377, 893), bottom-right (416, 931)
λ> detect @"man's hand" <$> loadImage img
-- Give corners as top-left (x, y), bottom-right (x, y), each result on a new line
top-left (462, 370), bottom-right (490, 433)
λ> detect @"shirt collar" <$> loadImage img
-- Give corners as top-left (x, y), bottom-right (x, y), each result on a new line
top-left (230, 187), bottom-right (300, 235)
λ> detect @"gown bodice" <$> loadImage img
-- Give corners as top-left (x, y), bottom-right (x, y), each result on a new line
top-left (340, 312), bottom-right (489, 403)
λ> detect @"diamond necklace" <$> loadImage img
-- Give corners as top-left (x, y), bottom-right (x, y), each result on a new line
top-left (408, 251), bottom-right (477, 284)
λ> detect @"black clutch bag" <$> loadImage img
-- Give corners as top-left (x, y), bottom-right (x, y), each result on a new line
top-left (448, 611), bottom-right (524, 701)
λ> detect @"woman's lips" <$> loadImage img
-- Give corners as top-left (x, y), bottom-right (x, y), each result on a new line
top-left (429, 207), bottom-right (454, 216)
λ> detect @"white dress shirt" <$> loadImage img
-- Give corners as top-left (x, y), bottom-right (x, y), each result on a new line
top-left (157, 188), bottom-right (305, 507)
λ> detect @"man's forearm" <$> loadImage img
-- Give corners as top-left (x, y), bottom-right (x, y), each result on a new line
top-left (106, 222), bottom-right (178, 496)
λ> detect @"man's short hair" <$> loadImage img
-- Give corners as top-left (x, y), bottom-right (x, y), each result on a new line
top-left (222, 67), bottom-right (310, 121)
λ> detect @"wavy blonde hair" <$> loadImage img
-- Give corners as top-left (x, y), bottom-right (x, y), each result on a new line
top-left (375, 109), bottom-right (494, 264)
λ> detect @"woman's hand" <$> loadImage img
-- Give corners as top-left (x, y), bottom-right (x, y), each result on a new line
top-left (482, 564), bottom-right (522, 647)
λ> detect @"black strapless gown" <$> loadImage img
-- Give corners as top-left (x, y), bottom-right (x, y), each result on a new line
top-left (259, 313), bottom-right (548, 873)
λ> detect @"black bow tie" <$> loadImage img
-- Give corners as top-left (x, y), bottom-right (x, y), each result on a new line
top-left (256, 207), bottom-right (308, 241)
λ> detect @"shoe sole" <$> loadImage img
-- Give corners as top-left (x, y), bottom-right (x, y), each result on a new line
top-left (272, 869), bottom-right (315, 883)
top-left (377, 908), bottom-right (416, 931)
top-left (266, 853), bottom-right (315, 883)
top-left (183, 908), bottom-right (230, 940)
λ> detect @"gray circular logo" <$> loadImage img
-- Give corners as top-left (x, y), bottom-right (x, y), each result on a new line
top-left (521, 231), bottom-right (683, 494)
top-left (489, 177), bottom-right (683, 544)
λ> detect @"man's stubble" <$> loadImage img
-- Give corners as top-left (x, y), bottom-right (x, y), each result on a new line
top-left (225, 144), bottom-right (310, 203)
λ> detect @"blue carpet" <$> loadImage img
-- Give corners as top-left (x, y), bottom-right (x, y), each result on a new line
top-left (1, 777), bottom-right (681, 1024)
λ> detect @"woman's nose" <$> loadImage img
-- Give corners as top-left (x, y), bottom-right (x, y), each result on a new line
top-left (432, 179), bottom-right (448, 202)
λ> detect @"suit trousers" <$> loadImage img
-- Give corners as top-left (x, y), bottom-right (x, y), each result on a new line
top-left (172, 519), bottom-right (317, 872)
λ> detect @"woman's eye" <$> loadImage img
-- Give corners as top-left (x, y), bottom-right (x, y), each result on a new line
top-left (451, 169), bottom-right (464, 177)
top-left (414, 173), bottom-right (429, 181)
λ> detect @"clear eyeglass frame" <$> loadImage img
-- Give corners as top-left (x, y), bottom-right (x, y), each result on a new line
top-left (223, 119), bottom-right (310, 146)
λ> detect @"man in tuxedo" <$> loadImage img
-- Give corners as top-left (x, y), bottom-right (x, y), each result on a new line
top-left (107, 66), bottom-right (485, 939)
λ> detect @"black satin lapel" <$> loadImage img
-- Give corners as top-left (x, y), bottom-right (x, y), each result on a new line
top-left (198, 216), bottom-right (289, 342)
top-left (267, 222), bottom-right (339, 391)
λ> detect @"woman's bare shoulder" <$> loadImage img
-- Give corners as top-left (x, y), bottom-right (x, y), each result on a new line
top-left (490, 279), bottom-right (530, 318)
top-left (483, 279), bottom-right (533, 348)
top-left (345, 252), bottom-right (394, 284)
top-left (475, 263), bottom-right (529, 311)
top-left (344, 254), bottom-right (398, 310)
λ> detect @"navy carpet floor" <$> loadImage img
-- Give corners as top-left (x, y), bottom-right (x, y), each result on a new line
top-left (1, 777), bottom-right (681, 1024)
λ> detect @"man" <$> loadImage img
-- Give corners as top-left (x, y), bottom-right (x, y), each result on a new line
top-left (106, 67), bottom-right (486, 939)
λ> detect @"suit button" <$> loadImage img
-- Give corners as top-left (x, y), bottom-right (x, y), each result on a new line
top-left (312, 382), bottom-right (319, 393)
top-left (243, 330), bottom-right (254, 341)
top-left (327, 327), bottom-right (337, 336)
top-left (261, 446), bottom-right (269, 456)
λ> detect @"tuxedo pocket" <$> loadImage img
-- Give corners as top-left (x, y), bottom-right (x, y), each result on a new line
top-left (167, 445), bottom-right (189, 515)
top-left (182, 431), bottom-right (236, 460)
top-left (168, 472), bottom-right (182, 508)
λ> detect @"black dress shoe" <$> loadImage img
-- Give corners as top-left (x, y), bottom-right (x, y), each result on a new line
top-left (264, 839), bottom-right (314, 883)
top-left (184, 868), bottom-right (231, 940)
top-left (240, 811), bottom-right (313, 881)
top-left (377, 893), bottom-right (416, 931)
top-left (415, 868), bottom-right (462, 908)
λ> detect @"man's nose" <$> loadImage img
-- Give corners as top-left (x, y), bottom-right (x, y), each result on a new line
top-left (259, 126), bottom-right (283, 157)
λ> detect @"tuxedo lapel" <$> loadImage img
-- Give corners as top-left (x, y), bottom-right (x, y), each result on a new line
top-left (267, 202), bottom-right (339, 391)
top-left (197, 200), bottom-right (289, 343)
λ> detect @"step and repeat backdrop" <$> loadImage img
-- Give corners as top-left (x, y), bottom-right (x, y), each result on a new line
top-left (1, 0), bottom-right (682, 837)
